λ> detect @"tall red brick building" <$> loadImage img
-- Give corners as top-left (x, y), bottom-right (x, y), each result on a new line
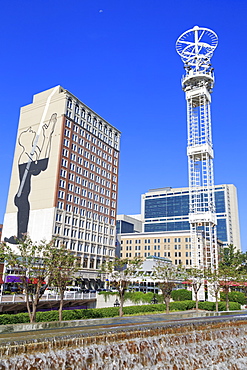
top-left (2, 86), bottom-right (121, 287)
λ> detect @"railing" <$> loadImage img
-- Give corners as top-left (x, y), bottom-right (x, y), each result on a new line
top-left (0, 292), bottom-right (96, 303)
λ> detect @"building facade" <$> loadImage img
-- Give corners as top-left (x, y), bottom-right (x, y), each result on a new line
top-left (116, 214), bottom-right (142, 235)
top-left (2, 86), bottom-right (121, 288)
top-left (118, 230), bottom-right (197, 267)
top-left (142, 185), bottom-right (241, 250)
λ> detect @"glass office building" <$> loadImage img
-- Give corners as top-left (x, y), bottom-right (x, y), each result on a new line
top-left (142, 185), bottom-right (241, 250)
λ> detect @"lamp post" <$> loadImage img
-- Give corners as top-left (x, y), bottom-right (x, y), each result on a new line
top-left (151, 294), bottom-right (158, 304)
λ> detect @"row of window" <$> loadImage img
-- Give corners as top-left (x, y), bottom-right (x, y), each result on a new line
top-left (57, 202), bottom-right (115, 225)
top-left (60, 181), bottom-right (116, 200)
top-left (60, 170), bottom-right (117, 192)
top-left (121, 251), bottom-right (192, 265)
top-left (58, 188), bottom-right (116, 208)
top-left (61, 158), bottom-right (117, 182)
top-left (65, 120), bottom-right (119, 150)
top-left (66, 101), bottom-right (119, 139)
top-left (64, 129), bottom-right (118, 164)
top-left (65, 151), bottom-right (115, 173)
top-left (123, 237), bottom-right (191, 244)
top-left (122, 245), bottom-right (192, 252)
top-left (55, 238), bottom-right (114, 255)
top-left (58, 194), bottom-right (115, 216)
top-left (56, 214), bottom-right (114, 233)
top-left (54, 226), bottom-right (114, 245)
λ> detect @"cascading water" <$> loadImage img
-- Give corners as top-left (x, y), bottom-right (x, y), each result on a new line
top-left (0, 319), bottom-right (247, 369)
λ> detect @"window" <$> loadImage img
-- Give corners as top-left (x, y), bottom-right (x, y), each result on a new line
top-left (58, 190), bottom-right (64, 199)
top-left (64, 129), bottom-right (70, 138)
top-left (59, 179), bottom-right (65, 188)
top-left (67, 98), bottom-right (72, 109)
top-left (62, 149), bottom-right (68, 157)
top-left (64, 139), bottom-right (70, 148)
top-left (61, 159), bottom-right (68, 168)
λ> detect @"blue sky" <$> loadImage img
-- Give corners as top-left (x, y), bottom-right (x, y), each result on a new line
top-left (0, 0), bottom-right (246, 250)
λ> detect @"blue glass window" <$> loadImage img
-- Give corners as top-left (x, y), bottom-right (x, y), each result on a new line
top-left (215, 191), bottom-right (225, 213)
top-left (216, 218), bottom-right (227, 242)
top-left (144, 221), bottom-right (190, 233)
top-left (145, 195), bottom-right (189, 219)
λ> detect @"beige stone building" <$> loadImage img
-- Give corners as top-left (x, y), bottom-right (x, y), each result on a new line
top-left (2, 86), bottom-right (121, 288)
top-left (118, 230), bottom-right (197, 267)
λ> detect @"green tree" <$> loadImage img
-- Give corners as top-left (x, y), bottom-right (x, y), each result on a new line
top-left (220, 244), bottom-right (240, 268)
top-left (152, 262), bottom-right (183, 314)
top-left (219, 244), bottom-right (243, 311)
top-left (185, 268), bottom-right (205, 311)
top-left (101, 257), bottom-right (142, 317)
top-left (218, 265), bottom-right (240, 311)
top-left (47, 245), bottom-right (79, 321)
top-left (0, 236), bottom-right (52, 323)
top-left (205, 268), bottom-right (221, 312)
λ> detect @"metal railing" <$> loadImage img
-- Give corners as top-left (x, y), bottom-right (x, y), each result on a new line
top-left (0, 292), bottom-right (96, 303)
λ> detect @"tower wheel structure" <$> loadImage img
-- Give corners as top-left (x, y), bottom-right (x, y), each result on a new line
top-left (176, 26), bottom-right (218, 271)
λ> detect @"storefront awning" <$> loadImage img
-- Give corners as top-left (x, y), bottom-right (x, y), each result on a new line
top-left (5, 276), bottom-right (23, 283)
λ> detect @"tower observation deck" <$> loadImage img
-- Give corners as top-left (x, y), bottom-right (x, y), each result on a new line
top-left (176, 26), bottom-right (218, 270)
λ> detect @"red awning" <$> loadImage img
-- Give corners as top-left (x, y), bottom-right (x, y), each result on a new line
top-left (220, 281), bottom-right (241, 286)
top-left (27, 278), bottom-right (46, 284)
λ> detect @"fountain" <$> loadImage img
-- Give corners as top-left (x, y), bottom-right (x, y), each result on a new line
top-left (0, 314), bottom-right (247, 369)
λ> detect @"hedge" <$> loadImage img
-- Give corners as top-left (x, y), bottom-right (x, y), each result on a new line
top-left (171, 289), bottom-right (192, 301)
top-left (220, 291), bottom-right (246, 305)
top-left (0, 301), bottom-right (241, 325)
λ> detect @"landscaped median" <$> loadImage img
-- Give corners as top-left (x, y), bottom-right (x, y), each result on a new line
top-left (0, 300), bottom-right (241, 325)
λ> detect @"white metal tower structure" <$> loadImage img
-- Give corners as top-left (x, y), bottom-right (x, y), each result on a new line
top-left (176, 26), bottom-right (218, 270)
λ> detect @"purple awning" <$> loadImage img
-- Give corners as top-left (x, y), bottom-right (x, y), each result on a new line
top-left (5, 276), bottom-right (23, 283)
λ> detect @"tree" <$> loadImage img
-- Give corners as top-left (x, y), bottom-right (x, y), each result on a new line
top-left (47, 245), bottom-right (79, 321)
top-left (219, 245), bottom-right (242, 311)
top-left (101, 257), bottom-right (142, 317)
top-left (0, 236), bottom-right (52, 323)
top-left (218, 265), bottom-right (239, 311)
top-left (206, 268), bottom-right (221, 312)
top-left (152, 262), bottom-right (183, 314)
top-left (185, 268), bottom-right (205, 311)
top-left (220, 244), bottom-right (240, 268)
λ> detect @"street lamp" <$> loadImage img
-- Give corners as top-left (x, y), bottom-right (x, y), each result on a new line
top-left (114, 298), bottom-right (120, 307)
top-left (151, 294), bottom-right (158, 304)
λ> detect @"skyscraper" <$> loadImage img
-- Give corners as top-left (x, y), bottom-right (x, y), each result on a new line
top-left (2, 86), bottom-right (121, 287)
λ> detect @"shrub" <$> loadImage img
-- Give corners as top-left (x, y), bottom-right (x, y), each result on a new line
top-left (0, 300), bottom-right (241, 325)
top-left (171, 289), bottom-right (192, 301)
top-left (220, 291), bottom-right (246, 305)
top-left (218, 301), bottom-right (241, 311)
top-left (0, 312), bottom-right (30, 325)
top-left (198, 301), bottom-right (214, 311)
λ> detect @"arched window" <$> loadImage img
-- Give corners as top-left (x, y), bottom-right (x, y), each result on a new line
top-left (87, 114), bottom-right (91, 123)
top-left (93, 117), bottom-right (97, 127)
top-left (81, 109), bottom-right (85, 118)
top-left (104, 125), bottom-right (108, 135)
top-left (75, 104), bottom-right (79, 114)
top-left (99, 121), bottom-right (102, 131)
top-left (109, 129), bottom-right (112, 138)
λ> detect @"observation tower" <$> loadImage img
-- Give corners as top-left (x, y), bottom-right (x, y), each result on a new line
top-left (176, 26), bottom-right (218, 270)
